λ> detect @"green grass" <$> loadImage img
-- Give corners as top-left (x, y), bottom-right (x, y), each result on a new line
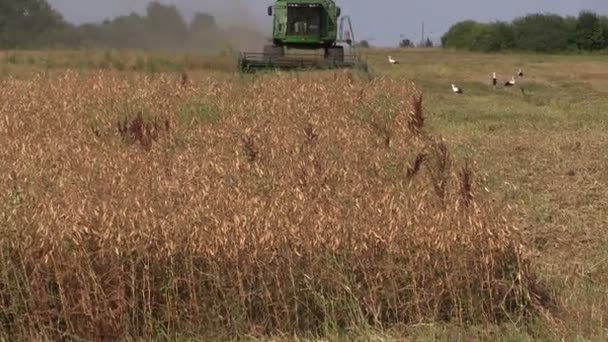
top-left (179, 101), bottom-right (222, 127)
top-left (367, 48), bottom-right (608, 340)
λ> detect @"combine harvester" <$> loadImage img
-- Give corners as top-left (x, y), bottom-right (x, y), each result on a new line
top-left (238, 0), bottom-right (368, 73)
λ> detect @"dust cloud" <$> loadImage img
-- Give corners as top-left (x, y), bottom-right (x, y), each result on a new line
top-left (173, 0), bottom-right (271, 53)
top-left (212, 1), bottom-right (270, 52)
top-left (49, 0), bottom-right (273, 53)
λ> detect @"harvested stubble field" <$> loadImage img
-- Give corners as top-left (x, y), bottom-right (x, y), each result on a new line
top-left (0, 49), bottom-right (607, 341)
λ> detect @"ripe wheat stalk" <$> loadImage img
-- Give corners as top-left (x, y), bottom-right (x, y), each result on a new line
top-left (0, 70), bottom-right (551, 340)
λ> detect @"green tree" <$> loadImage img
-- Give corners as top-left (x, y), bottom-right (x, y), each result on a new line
top-left (0, 0), bottom-right (67, 48)
top-left (187, 12), bottom-right (221, 50)
top-left (601, 16), bottom-right (608, 49)
top-left (512, 14), bottom-right (575, 52)
top-left (470, 22), bottom-right (515, 52)
top-left (441, 20), bottom-right (514, 52)
top-left (190, 12), bottom-right (218, 33)
top-left (144, 1), bottom-right (189, 50)
top-left (74, 23), bottom-right (107, 48)
top-left (575, 11), bottom-right (605, 51)
top-left (399, 38), bottom-right (413, 48)
top-left (34, 23), bottom-right (82, 48)
top-left (103, 13), bottom-right (151, 49)
top-left (0, 0), bottom-right (260, 52)
top-left (72, 3), bottom-right (195, 51)
top-left (441, 20), bottom-right (484, 49)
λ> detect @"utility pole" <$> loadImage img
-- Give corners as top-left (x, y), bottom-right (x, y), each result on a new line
top-left (421, 21), bottom-right (425, 46)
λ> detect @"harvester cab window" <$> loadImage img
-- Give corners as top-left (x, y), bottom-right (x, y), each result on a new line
top-left (287, 4), bottom-right (321, 36)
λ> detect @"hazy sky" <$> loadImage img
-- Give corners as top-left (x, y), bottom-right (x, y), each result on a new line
top-left (47, 0), bottom-right (608, 46)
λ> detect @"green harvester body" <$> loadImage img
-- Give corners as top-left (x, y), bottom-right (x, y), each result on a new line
top-left (238, 0), bottom-right (367, 72)
top-left (270, 0), bottom-right (340, 48)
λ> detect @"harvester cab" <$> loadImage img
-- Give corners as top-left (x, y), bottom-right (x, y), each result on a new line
top-left (238, 0), bottom-right (367, 72)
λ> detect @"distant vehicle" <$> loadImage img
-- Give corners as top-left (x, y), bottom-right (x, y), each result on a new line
top-left (238, 0), bottom-right (367, 72)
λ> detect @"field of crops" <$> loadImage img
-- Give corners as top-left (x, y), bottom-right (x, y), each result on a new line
top-left (1, 49), bottom-right (607, 341)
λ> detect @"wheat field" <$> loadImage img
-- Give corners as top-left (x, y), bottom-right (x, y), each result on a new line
top-left (1, 49), bottom-right (607, 341)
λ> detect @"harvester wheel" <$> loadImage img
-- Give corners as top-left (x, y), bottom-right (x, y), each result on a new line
top-left (325, 46), bottom-right (344, 63)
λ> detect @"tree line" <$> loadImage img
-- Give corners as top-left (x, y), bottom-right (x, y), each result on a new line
top-left (0, 0), bottom-right (236, 51)
top-left (4, 1), bottom-right (607, 54)
top-left (441, 11), bottom-right (608, 52)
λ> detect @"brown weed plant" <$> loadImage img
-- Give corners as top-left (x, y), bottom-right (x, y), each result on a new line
top-left (406, 152), bottom-right (427, 181)
top-left (303, 122), bottom-right (319, 143)
top-left (180, 72), bottom-right (189, 87)
top-left (459, 160), bottom-right (474, 210)
top-left (241, 134), bottom-right (259, 162)
top-left (408, 91), bottom-right (425, 135)
top-left (430, 137), bottom-right (452, 206)
top-left (0, 70), bottom-right (549, 340)
top-left (117, 112), bottom-right (170, 148)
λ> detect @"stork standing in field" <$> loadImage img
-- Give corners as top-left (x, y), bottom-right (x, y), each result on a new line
top-left (504, 76), bottom-right (515, 87)
top-left (518, 68), bottom-right (524, 78)
top-left (451, 83), bottom-right (463, 94)
top-left (388, 55), bottom-right (398, 65)
top-left (492, 72), bottom-right (497, 88)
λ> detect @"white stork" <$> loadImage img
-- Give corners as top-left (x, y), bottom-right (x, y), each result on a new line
top-left (504, 76), bottom-right (515, 87)
top-left (451, 84), bottom-right (463, 94)
top-left (518, 68), bottom-right (524, 78)
top-left (388, 56), bottom-right (398, 65)
top-left (492, 72), bottom-right (497, 87)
